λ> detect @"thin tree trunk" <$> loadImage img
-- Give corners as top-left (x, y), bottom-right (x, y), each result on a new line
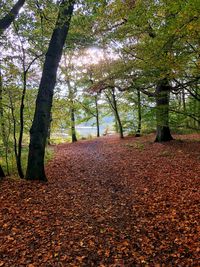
top-left (17, 70), bottom-right (27, 178)
top-left (1, 67), bottom-right (15, 176)
top-left (110, 89), bottom-right (124, 138)
top-left (70, 104), bottom-right (77, 142)
top-left (155, 79), bottom-right (173, 142)
top-left (0, 68), bottom-right (6, 146)
top-left (135, 88), bottom-right (142, 137)
top-left (95, 94), bottom-right (100, 137)
top-left (67, 80), bottom-right (77, 143)
top-left (26, 0), bottom-right (75, 181)
top-left (8, 91), bottom-right (19, 171)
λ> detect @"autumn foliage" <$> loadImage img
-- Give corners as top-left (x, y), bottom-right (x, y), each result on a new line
top-left (0, 134), bottom-right (199, 266)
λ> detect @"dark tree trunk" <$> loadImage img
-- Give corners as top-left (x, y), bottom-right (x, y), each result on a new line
top-left (0, 76), bottom-right (6, 178)
top-left (95, 94), bottom-right (100, 137)
top-left (71, 105), bottom-right (77, 142)
top-left (0, 165), bottom-right (5, 178)
top-left (135, 88), bottom-right (142, 137)
top-left (67, 80), bottom-right (77, 143)
top-left (17, 50), bottom-right (41, 178)
top-left (0, 0), bottom-right (25, 33)
top-left (0, 68), bottom-right (6, 146)
top-left (155, 79), bottom-right (173, 142)
top-left (26, 0), bottom-right (75, 181)
top-left (47, 112), bottom-right (52, 145)
top-left (17, 70), bottom-right (27, 179)
top-left (110, 89), bottom-right (124, 139)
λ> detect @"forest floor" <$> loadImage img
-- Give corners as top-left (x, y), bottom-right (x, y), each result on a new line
top-left (0, 133), bottom-right (200, 267)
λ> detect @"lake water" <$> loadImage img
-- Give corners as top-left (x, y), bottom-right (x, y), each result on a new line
top-left (53, 125), bottom-right (109, 138)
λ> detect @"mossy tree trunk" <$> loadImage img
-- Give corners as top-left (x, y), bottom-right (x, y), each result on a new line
top-left (155, 79), bottom-right (173, 142)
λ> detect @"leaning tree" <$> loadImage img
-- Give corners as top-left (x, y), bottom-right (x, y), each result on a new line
top-left (26, 0), bottom-right (75, 181)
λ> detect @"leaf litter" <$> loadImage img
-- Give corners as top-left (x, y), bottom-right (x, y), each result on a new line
top-left (0, 134), bottom-right (199, 266)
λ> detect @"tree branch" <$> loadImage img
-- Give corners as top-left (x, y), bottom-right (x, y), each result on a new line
top-left (0, 0), bottom-right (25, 33)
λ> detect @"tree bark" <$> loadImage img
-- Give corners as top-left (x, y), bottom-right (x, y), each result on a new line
top-left (67, 80), bottom-right (77, 143)
top-left (95, 94), bottom-right (100, 137)
top-left (17, 70), bottom-right (27, 178)
top-left (135, 88), bottom-right (141, 137)
top-left (0, 74), bottom-right (6, 177)
top-left (26, 0), bottom-right (75, 181)
top-left (107, 88), bottom-right (124, 138)
top-left (47, 112), bottom-right (52, 145)
top-left (0, 165), bottom-right (5, 178)
top-left (70, 104), bottom-right (77, 142)
top-left (155, 79), bottom-right (173, 142)
top-left (0, 0), bottom-right (25, 33)
top-left (0, 68), bottom-right (6, 147)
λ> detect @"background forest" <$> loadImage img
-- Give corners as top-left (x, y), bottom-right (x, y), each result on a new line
top-left (0, 0), bottom-right (199, 180)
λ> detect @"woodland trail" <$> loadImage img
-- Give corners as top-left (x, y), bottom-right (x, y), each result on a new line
top-left (0, 134), bottom-right (200, 266)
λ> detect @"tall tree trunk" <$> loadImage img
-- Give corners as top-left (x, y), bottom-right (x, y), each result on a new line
top-left (8, 91), bottom-right (19, 172)
top-left (0, 0), bottom-right (25, 33)
top-left (95, 94), bottom-right (100, 137)
top-left (135, 88), bottom-right (142, 137)
top-left (0, 68), bottom-right (6, 146)
top-left (112, 90), bottom-right (123, 139)
top-left (0, 76), bottom-right (6, 177)
top-left (26, 0), bottom-right (75, 181)
top-left (155, 79), bottom-right (173, 142)
top-left (107, 88), bottom-right (124, 138)
top-left (17, 70), bottom-right (27, 178)
top-left (70, 104), bottom-right (77, 142)
top-left (67, 80), bottom-right (77, 143)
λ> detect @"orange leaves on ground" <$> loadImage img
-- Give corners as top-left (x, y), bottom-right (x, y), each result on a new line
top-left (0, 134), bottom-right (199, 266)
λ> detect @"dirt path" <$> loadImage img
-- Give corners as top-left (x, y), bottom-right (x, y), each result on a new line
top-left (0, 134), bottom-right (200, 266)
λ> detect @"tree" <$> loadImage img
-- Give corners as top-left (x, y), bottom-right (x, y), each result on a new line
top-left (155, 79), bottom-right (173, 142)
top-left (0, 0), bottom-right (26, 178)
top-left (105, 88), bottom-right (124, 138)
top-left (26, 0), bottom-right (75, 181)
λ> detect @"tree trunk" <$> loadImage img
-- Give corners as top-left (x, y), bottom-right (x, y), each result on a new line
top-left (0, 74), bottom-right (6, 177)
top-left (135, 88), bottom-right (141, 137)
top-left (0, 0), bottom-right (25, 33)
top-left (0, 165), bottom-right (5, 178)
top-left (111, 89), bottom-right (124, 139)
top-left (71, 105), bottom-right (77, 142)
top-left (0, 68), bottom-right (6, 146)
top-left (26, 0), bottom-right (75, 181)
top-left (95, 94), bottom-right (100, 137)
top-left (67, 80), bottom-right (77, 143)
top-left (47, 112), bottom-right (52, 145)
top-left (155, 79), bottom-right (173, 142)
top-left (8, 91), bottom-right (19, 174)
top-left (17, 70), bottom-right (27, 178)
